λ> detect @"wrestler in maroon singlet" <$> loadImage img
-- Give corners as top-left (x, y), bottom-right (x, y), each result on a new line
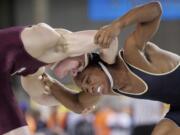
top-left (0, 26), bottom-right (46, 134)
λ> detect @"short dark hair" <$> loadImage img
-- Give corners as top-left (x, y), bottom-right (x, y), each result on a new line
top-left (87, 53), bottom-right (108, 68)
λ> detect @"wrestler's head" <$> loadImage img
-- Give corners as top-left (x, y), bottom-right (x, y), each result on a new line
top-left (52, 54), bottom-right (87, 78)
top-left (52, 53), bottom-right (111, 95)
top-left (73, 53), bottom-right (111, 95)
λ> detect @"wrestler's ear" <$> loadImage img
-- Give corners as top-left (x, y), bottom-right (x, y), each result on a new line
top-left (52, 55), bottom-right (85, 79)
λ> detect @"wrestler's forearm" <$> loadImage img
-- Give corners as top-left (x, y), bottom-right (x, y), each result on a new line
top-left (114, 2), bottom-right (162, 29)
top-left (50, 84), bottom-right (83, 113)
top-left (50, 81), bottom-right (100, 114)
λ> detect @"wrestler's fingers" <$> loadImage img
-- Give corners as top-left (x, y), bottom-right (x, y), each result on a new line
top-left (94, 31), bottom-right (101, 44)
top-left (97, 35), bottom-right (104, 46)
top-left (95, 29), bottom-right (106, 44)
top-left (38, 75), bottom-right (47, 86)
top-left (38, 74), bottom-right (47, 83)
top-left (102, 35), bottom-right (111, 48)
top-left (37, 74), bottom-right (53, 94)
top-left (98, 32), bottom-right (108, 47)
top-left (39, 74), bottom-right (54, 87)
top-left (107, 38), bottom-right (112, 46)
top-left (41, 80), bottom-right (52, 89)
top-left (38, 75), bottom-right (43, 81)
top-left (42, 73), bottom-right (54, 82)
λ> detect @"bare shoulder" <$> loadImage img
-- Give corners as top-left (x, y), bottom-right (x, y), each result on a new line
top-left (21, 23), bottom-right (70, 63)
top-left (123, 41), bottom-right (180, 73)
top-left (123, 40), bottom-right (158, 73)
top-left (145, 42), bottom-right (180, 64)
top-left (152, 119), bottom-right (180, 135)
top-left (145, 42), bottom-right (161, 51)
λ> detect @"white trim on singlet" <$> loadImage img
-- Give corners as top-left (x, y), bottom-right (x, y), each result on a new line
top-left (121, 49), bottom-right (180, 76)
top-left (111, 50), bottom-right (149, 96)
top-left (98, 62), bottom-right (114, 88)
top-left (11, 67), bottom-right (26, 76)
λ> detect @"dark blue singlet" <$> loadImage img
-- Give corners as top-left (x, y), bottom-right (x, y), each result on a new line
top-left (112, 50), bottom-right (180, 126)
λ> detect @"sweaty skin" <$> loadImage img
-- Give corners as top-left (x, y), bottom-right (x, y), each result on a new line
top-left (41, 2), bottom-right (180, 135)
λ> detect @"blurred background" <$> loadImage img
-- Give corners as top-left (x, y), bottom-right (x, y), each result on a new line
top-left (1, 0), bottom-right (180, 135)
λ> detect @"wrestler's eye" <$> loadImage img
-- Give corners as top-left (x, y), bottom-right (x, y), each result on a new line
top-left (86, 78), bottom-right (91, 84)
top-left (82, 75), bottom-right (88, 84)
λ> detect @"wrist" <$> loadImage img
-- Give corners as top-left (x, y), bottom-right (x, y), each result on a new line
top-left (112, 19), bottom-right (124, 30)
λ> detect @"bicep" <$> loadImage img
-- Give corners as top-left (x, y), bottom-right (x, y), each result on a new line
top-left (128, 16), bottom-right (161, 51)
top-left (123, 17), bottom-right (161, 69)
top-left (123, 37), bottom-right (155, 71)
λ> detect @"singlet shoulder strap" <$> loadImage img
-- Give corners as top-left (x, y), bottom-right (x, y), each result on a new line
top-left (98, 62), bottom-right (114, 88)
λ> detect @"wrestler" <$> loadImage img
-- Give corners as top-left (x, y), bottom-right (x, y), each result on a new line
top-left (41, 2), bottom-right (180, 135)
top-left (0, 23), bottom-right (74, 135)
top-left (0, 23), bottom-right (118, 134)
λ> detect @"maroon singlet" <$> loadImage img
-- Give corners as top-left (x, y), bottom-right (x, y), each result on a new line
top-left (0, 26), bottom-right (47, 134)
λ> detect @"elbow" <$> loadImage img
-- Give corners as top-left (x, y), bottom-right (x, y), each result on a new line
top-left (37, 22), bottom-right (48, 27)
top-left (151, 1), bottom-right (162, 17)
top-left (72, 102), bottom-right (94, 114)
top-left (72, 104), bottom-right (86, 114)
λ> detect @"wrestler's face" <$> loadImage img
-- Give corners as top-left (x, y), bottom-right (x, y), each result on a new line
top-left (74, 66), bottom-right (110, 95)
top-left (52, 55), bottom-right (86, 79)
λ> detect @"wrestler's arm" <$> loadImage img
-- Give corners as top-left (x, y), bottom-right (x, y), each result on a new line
top-left (151, 119), bottom-right (180, 135)
top-left (95, 2), bottom-right (162, 50)
top-left (21, 23), bottom-right (71, 64)
top-left (121, 2), bottom-right (162, 68)
top-left (20, 67), bottom-right (61, 106)
top-left (41, 74), bottom-right (101, 114)
top-left (51, 86), bottom-right (100, 114)
top-left (95, 2), bottom-right (162, 69)
top-left (119, 2), bottom-right (162, 51)
top-left (54, 28), bottom-right (117, 64)
top-left (21, 69), bottom-right (100, 113)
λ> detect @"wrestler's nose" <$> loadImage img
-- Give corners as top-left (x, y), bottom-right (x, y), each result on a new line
top-left (81, 84), bottom-right (90, 93)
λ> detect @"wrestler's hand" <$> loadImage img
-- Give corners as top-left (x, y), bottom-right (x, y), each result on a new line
top-left (94, 22), bottom-right (121, 48)
top-left (38, 73), bottom-right (57, 95)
